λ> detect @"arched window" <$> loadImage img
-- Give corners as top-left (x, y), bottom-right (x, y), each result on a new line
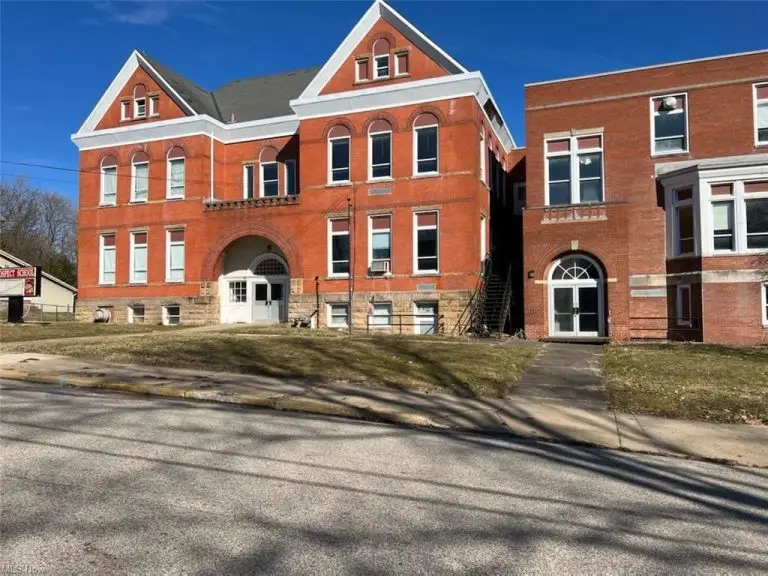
top-left (133, 84), bottom-right (147, 118)
top-left (131, 151), bottom-right (149, 202)
top-left (252, 256), bottom-right (287, 276)
top-left (551, 257), bottom-right (601, 281)
top-left (259, 147), bottom-right (278, 197)
top-left (413, 113), bottom-right (439, 175)
top-left (167, 147), bottom-right (185, 199)
top-left (368, 119), bottom-right (392, 180)
top-left (372, 38), bottom-right (391, 79)
top-left (100, 155), bottom-right (118, 206)
top-left (328, 124), bottom-right (351, 184)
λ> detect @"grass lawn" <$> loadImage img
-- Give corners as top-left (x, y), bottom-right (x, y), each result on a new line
top-left (14, 329), bottom-right (539, 397)
top-left (604, 344), bottom-right (768, 424)
top-left (0, 322), bottom-right (181, 344)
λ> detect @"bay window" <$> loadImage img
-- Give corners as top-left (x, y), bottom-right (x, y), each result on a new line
top-left (746, 197), bottom-right (768, 249)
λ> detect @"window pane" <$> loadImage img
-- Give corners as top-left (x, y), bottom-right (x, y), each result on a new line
top-left (656, 137), bottom-right (686, 153)
top-left (286, 162), bottom-right (296, 195)
top-left (263, 181), bottom-right (278, 197)
top-left (103, 249), bottom-right (115, 274)
top-left (245, 166), bottom-right (254, 198)
top-left (548, 156), bottom-right (570, 182)
top-left (655, 111), bottom-right (686, 139)
top-left (417, 228), bottom-right (437, 258)
top-left (134, 164), bottom-right (148, 199)
top-left (677, 205), bottom-right (694, 253)
top-left (262, 163), bottom-right (277, 181)
top-left (371, 133), bottom-right (391, 177)
top-left (578, 152), bottom-right (601, 180)
top-left (103, 167), bottom-right (117, 202)
top-left (417, 159), bottom-right (437, 173)
top-left (746, 198), bottom-right (768, 249)
top-left (579, 179), bottom-right (603, 203)
top-left (757, 102), bottom-right (768, 129)
top-left (170, 244), bottom-right (184, 280)
top-left (549, 182), bottom-right (571, 205)
top-left (372, 231), bottom-right (391, 260)
top-left (332, 234), bottom-right (349, 261)
top-left (416, 127), bottom-right (437, 161)
top-left (712, 202), bottom-right (733, 233)
top-left (332, 139), bottom-right (349, 170)
top-left (170, 159), bottom-right (184, 187)
top-left (134, 245), bottom-right (147, 270)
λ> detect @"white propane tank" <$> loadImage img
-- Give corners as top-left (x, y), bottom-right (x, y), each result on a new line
top-left (93, 308), bottom-right (112, 323)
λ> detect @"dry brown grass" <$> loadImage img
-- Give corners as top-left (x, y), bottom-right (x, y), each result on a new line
top-left (0, 322), bottom-right (181, 344)
top-left (604, 344), bottom-right (768, 424)
top-left (16, 330), bottom-right (539, 397)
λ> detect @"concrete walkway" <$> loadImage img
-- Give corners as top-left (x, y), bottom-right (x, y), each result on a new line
top-left (515, 343), bottom-right (608, 408)
top-left (1, 352), bottom-right (766, 468)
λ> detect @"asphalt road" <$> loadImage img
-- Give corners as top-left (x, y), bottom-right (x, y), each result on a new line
top-left (2, 380), bottom-right (767, 575)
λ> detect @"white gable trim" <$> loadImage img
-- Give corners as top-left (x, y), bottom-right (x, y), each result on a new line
top-left (76, 50), bottom-right (197, 135)
top-left (299, 0), bottom-right (467, 100)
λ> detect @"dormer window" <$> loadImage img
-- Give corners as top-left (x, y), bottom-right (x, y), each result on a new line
top-left (133, 84), bottom-right (147, 119)
top-left (372, 38), bottom-right (390, 79)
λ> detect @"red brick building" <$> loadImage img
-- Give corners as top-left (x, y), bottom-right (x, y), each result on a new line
top-left (72, 0), bottom-right (514, 332)
top-left (519, 50), bottom-right (768, 345)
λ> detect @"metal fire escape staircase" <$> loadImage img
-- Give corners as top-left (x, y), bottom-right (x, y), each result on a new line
top-left (453, 257), bottom-right (513, 337)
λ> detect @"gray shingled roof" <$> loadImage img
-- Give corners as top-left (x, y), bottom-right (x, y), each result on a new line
top-left (138, 51), bottom-right (318, 123)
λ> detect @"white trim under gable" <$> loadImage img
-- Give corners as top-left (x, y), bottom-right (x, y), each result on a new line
top-left (298, 0), bottom-right (467, 100)
top-left (76, 50), bottom-right (197, 135)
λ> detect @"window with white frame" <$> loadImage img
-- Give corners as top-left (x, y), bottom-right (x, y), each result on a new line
top-left (414, 211), bottom-right (438, 273)
top-left (328, 218), bottom-right (350, 276)
top-left (127, 305), bottom-right (145, 324)
top-left (163, 304), bottom-right (181, 326)
top-left (229, 281), bottom-right (247, 303)
top-left (131, 152), bottom-right (149, 202)
top-left (479, 129), bottom-right (486, 184)
top-left (546, 134), bottom-right (603, 205)
top-left (672, 187), bottom-right (696, 256)
top-left (261, 161), bottom-right (278, 197)
top-left (369, 120), bottom-right (392, 180)
top-left (134, 85), bottom-right (147, 119)
top-left (285, 159), bottom-right (297, 195)
top-left (652, 94), bottom-right (688, 154)
top-left (745, 181), bottom-right (768, 250)
top-left (99, 234), bottom-right (116, 285)
top-left (355, 58), bottom-right (369, 82)
top-left (369, 214), bottom-right (391, 274)
top-left (414, 301), bottom-right (438, 335)
top-left (394, 51), bottom-right (409, 76)
top-left (149, 94), bottom-right (159, 116)
top-left (328, 303), bottom-right (349, 328)
top-left (166, 229), bottom-right (185, 282)
top-left (755, 83), bottom-right (768, 145)
top-left (762, 283), bottom-right (768, 326)
top-left (676, 284), bottom-right (692, 327)
top-left (243, 164), bottom-right (255, 199)
top-left (167, 147), bottom-right (185, 199)
top-left (120, 100), bottom-right (131, 121)
top-left (369, 302), bottom-right (392, 327)
top-left (413, 113), bottom-right (439, 175)
top-left (328, 125), bottom-right (351, 183)
top-left (130, 231), bottom-right (148, 284)
top-left (100, 156), bottom-right (117, 206)
top-left (712, 201), bottom-right (735, 251)
top-left (374, 55), bottom-right (389, 79)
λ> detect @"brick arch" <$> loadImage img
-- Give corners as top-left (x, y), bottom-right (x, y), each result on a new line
top-left (322, 117), bottom-right (357, 139)
top-left (367, 32), bottom-right (396, 54)
top-left (97, 149), bottom-right (120, 167)
top-left (129, 144), bottom-right (153, 162)
top-left (407, 105), bottom-right (446, 129)
top-left (363, 111), bottom-right (399, 134)
top-left (163, 141), bottom-right (189, 157)
top-left (200, 220), bottom-right (304, 281)
top-left (535, 245), bottom-right (617, 282)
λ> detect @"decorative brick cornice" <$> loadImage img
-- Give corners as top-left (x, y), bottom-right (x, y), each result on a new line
top-left (202, 195), bottom-right (300, 212)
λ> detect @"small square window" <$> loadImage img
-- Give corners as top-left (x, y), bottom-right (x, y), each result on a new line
top-left (369, 302), bottom-right (392, 327)
top-left (163, 305), bottom-right (181, 326)
top-left (329, 303), bottom-right (349, 328)
top-left (128, 305), bottom-right (145, 324)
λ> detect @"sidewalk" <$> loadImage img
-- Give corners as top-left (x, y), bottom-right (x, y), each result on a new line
top-left (1, 352), bottom-right (766, 468)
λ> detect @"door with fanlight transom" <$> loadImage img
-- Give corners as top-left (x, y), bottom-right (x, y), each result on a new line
top-left (548, 256), bottom-right (604, 337)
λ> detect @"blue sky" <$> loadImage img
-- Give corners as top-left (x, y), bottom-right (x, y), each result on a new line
top-left (2, 1), bottom-right (767, 203)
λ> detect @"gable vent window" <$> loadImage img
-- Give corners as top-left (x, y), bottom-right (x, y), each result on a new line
top-left (372, 38), bottom-right (390, 79)
top-left (133, 84), bottom-right (147, 119)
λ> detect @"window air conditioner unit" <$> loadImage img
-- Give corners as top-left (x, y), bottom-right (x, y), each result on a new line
top-left (370, 260), bottom-right (390, 274)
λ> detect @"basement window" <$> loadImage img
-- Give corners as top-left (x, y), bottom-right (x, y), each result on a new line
top-left (163, 304), bottom-right (181, 326)
top-left (127, 305), bottom-right (145, 324)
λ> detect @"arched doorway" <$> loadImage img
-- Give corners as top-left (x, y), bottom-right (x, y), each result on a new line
top-left (218, 237), bottom-right (290, 324)
top-left (548, 254), bottom-right (604, 337)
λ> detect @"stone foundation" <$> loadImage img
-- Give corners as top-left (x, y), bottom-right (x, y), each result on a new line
top-left (288, 288), bottom-right (472, 334)
top-left (76, 295), bottom-right (218, 325)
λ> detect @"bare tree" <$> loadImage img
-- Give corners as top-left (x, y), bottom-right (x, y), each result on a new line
top-left (0, 178), bottom-right (77, 285)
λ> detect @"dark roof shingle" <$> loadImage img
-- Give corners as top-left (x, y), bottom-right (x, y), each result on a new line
top-left (138, 51), bottom-right (318, 123)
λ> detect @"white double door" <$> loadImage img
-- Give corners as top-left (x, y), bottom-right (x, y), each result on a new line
top-left (252, 277), bottom-right (286, 323)
top-left (550, 282), bottom-right (602, 337)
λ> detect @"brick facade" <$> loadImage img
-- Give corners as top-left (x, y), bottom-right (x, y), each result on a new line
top-left (519, 51), bottom-right (768, 345)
